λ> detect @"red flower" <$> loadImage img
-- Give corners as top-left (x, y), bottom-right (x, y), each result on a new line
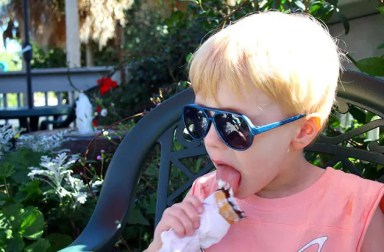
top-left (97, 77), bottom-right (118, 96)
top-left (92, 118), bottom-right (99, 127)
top-left (96, 105), bottom-right (102, 113)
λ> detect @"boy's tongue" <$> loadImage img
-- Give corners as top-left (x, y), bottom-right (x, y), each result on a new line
top-left (216, 165), bottom-right (240, 193)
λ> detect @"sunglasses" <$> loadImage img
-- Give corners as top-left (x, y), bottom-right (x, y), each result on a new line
top-left (182, 104), bottom-right (306, 151)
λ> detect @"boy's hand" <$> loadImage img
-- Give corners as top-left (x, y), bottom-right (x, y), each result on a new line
top-left (146, 195), bottom-right (204, 251)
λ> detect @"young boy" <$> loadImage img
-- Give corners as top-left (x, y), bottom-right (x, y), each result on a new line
top-left (146, 12), bottom-right (384, 251)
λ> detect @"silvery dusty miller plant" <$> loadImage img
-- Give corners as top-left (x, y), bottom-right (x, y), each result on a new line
top-left (28, 152), bottom-right (90, 208)
top-left (0, 125), bottom-right (19, 160)
top-left (17, 130), bottom-right (67, 153)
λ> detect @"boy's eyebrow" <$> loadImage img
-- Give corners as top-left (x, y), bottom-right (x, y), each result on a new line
top-left (221, 105), bottom-right (266, 116)
top-left (196, 103), bottom-right (243, 114)
top-left (193, 102), bottom-right (264, 116)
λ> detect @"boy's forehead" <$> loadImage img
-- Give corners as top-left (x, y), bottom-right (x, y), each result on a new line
top-left (194, 82), bottom-right (273, 113)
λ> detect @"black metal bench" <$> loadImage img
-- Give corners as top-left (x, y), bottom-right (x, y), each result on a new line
top-left (61, 70), bottom-right (384, 251)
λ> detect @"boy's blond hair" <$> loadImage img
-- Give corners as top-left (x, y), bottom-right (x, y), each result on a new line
top-left (189, 12), bottom-right (342, 125)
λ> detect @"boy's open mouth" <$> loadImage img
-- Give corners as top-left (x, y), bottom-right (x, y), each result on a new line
top-left (215, 163), bottom-right (241, 194)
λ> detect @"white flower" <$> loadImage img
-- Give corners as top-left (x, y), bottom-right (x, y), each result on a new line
top-left (100, 108), bottom-right (108, 117)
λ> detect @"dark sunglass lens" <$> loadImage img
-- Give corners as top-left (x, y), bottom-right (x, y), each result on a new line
top-left (183, 107), bottom-right (209, 139)
top-left (215, 113), bottom-right (251, 149)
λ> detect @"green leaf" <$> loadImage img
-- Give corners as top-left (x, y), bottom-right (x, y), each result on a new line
top-left (14, 180), bottom-right (43, 204)
top-left (19, 207), bottom-right (45, 240)
top-left (309, 3), bottom-right (322, 13)
top-left (4, 233), bottom-right (25, 252)
top-left (0, 210), bottom-right (11, 230)
top-left (0, 162), bottom-right (15, 179)
top-left (378, 6), bottom-right (384, 15)
top-left (127, 204), bottom-right (150, 226)
top-left (356, 57), bottom-right (384, 76)
top-left (2, 203), bottom-right (23, 227)
top-left (0, 192), bottom-right (9, 206)
top-left (0, 205), bottom-right (45, 250)
top-left (24, 238), bottom-right (50, 252)
top-left (377, 43), bottom-right (384, 50)
top-left (46, 233), bottom-right (73, 252)
top-left (293, 0), bottom-right (305, 11)
top-left (3, 149), bottom-right (42, 184)
top-left (185, 52), bottom-right (193, 65)
top-left (310, 2), bottom-right (335, 21)
top-left (5, 228), bottom-right (13, 238)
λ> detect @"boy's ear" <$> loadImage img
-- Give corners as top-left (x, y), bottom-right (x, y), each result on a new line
top-left (291, 114), bottom-right (322, 150)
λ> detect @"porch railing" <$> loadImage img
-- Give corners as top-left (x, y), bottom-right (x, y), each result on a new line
top-left (0, 66), bottom-right (113, 131)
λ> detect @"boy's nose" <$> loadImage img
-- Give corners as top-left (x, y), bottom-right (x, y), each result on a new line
top-left (204, 125), bottom-right (227, 150)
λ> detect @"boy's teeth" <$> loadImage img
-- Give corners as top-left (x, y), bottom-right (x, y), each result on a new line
top-left (216, 165), bottom-right (240, 193)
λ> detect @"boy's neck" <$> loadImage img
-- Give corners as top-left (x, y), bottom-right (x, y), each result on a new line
top-left (256, 155), bottom-right (325, 199)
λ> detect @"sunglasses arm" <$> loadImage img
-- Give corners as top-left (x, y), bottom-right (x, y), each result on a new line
top-left (251, 114), bottom-right (306, 135)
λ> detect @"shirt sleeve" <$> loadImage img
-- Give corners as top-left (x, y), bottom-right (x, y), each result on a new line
top-left (188, 171), bottom-right (217, 200)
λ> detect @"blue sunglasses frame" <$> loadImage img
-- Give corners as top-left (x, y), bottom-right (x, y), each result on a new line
top-left (182, 104), bottom-right (306, 151)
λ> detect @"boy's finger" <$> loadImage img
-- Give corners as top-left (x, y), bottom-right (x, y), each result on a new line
top-left (185, 196), bottom-right (204, 214)
top-left (166, 213), bottom-right (188, 237)
top-left (179, 200), bottom-right (201, 229)
top-left (167, 205), bottom-right (196, 236)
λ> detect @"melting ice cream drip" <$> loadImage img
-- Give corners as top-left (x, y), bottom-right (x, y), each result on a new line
top-left (216, 179), bottom-right (245, 223)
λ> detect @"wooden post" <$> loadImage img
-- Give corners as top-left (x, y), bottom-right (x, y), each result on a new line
top-left (22, 0), bottom-right (33, 110)
top-left (65, 0), bottom-right (81, 68)
top-left (85, 43), bottom-right (94, 67)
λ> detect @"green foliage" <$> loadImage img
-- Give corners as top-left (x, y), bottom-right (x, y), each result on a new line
top-left (308, 105), bottom-right (384, 181)
top-left (0, 151), bottom-right (51, 252)
top-left (0, 129), bottom-right (108, 251)
top-left (80, 41), bottom-right (119, 67)
top-left (30, 43), bottom-right (67, 69)
top-left (356, 55), bottom-right (384, 77)
top-left (0, 52), bottom-right (22, 71)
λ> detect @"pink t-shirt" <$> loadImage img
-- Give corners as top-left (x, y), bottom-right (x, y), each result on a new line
top-left (190, 167), bottom-right (384, 251)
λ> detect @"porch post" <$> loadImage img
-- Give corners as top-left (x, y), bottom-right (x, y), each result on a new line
top-left (65, 0), bottom-right (81, 68)
top-left (22, 0), bottom-right (32, 109)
